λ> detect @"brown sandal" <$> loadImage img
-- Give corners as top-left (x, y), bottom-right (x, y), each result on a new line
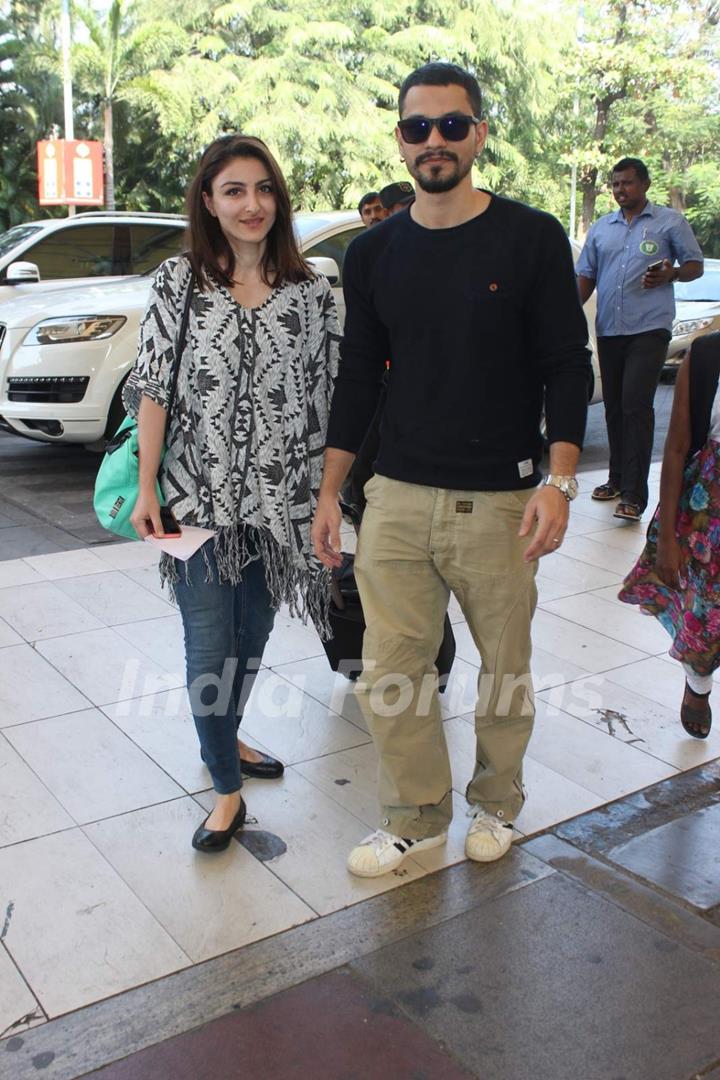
top-left (614, 502), bottom-right (642, 521)
top-left (592, 483), bottom-right (620, 501)
top-left (680, 683), bottom-right (712, 739)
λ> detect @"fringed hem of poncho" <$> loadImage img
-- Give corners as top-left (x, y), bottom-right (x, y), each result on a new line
top-left (159, 523), bottom-right (332, 640)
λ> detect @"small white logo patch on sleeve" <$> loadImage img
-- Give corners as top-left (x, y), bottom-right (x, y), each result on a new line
top-left (518, 459), bottom-right (533, 478)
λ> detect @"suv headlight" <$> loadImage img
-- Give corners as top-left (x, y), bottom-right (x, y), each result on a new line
top-left (24, 315), bottom-right (127, 345)
top-left (672, 316), bottom-right (714, 337)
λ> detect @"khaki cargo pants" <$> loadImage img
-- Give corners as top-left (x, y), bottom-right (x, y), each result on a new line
top-left (354, 474), bottom-right (538, 840)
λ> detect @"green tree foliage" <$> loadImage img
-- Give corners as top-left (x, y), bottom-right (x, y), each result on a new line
top-left (0, 1), bottom-right (64, 228)
top-left (552, 0), bottom-right (720, 242)
top-left (71, 0), bottom-right (189, 208)
top-left (0, 0), bottom-right (718, 253)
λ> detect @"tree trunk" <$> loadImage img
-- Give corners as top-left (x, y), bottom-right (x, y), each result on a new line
top-left (669, 186), bottom-right (686, 212)
top-left (661, 149), bottom-right (687, 212)
top-left (580, 166), bottom-right (599, 237)
top-left (578, 5), bottom-right (628, 235)
top-left (579, 87), bottom-right (627, 234)
top-left (104, 101), bottom-right (115, 211)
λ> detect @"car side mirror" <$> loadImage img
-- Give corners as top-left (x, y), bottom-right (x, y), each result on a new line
top-left (5, 261), bottom-right (41, 284)
top-left (306, 256), bottom-right (339, 286)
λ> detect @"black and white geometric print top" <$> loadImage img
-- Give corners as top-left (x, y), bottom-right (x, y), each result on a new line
top-left (123, 255), bottom-right (340, 629)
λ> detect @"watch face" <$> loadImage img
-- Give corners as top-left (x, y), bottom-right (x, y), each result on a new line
top-left (546, 476), bottom-right (578, 500)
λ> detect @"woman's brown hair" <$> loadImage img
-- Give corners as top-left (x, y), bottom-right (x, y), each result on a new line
top-left (185, 134), bottom-right (312, 290)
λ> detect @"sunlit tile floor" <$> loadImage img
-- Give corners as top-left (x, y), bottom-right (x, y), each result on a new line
top-left (1, 462), bottom-right (719, 1036)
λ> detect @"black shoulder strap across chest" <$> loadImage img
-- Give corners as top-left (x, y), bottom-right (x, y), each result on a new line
top-left (689, 332), bottom-right (720, 455)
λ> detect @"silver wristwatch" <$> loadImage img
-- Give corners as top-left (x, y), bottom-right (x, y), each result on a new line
top-left (543, 474), bottom-right (579, 501)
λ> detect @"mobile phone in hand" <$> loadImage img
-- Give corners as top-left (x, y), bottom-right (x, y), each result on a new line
top-left (157, 506), bottom-right (181, 537)
top-left (646, 259), bottom-right (664, 273)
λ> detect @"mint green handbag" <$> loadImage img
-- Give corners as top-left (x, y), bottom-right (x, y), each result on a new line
top-left (93, 272), bottom-right (194, 540)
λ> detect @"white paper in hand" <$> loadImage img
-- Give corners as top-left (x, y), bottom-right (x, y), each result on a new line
top-left (144, 525), bottom-right (215, 561)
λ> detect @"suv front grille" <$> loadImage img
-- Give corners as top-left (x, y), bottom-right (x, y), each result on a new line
top-left (7, 376), bottom-right (89, 403)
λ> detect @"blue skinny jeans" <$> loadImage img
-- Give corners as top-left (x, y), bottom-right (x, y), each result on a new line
top-left (174, 541), bottom-right (276, 794)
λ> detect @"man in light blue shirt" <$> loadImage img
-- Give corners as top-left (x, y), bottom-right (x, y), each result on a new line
top-left (577, 157), bottom-right (703, 519)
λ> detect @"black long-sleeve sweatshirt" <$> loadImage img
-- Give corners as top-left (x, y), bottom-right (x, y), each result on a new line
top-left (326, 193), bottom-right (592, 491)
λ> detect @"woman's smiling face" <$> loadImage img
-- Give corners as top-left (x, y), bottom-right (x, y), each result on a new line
top-left (203, 156), bottom-right (277, 251)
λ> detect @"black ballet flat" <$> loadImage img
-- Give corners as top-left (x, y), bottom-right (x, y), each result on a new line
top-left (191, 798), bottom-right (247, 852)
top-left (240, 753), bottom-right (285, 779)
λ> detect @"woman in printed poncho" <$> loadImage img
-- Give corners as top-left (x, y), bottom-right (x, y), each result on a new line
top-left (124, 135), bottom-right (339, 850)
top-left (619, 333), bottom-right (720, 739)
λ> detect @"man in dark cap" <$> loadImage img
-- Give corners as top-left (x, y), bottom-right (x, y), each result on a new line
top-left (379, 180), bottom-right (415, 214)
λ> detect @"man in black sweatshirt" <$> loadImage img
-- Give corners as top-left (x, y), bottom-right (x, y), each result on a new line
top-left (312, 62), bottom-right (591, 878)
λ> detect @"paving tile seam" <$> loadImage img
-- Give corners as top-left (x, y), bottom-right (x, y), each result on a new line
top-left (266, 663), bottom-right (371, 728)
top-left (29, 625), bottom-right (183, 687)
top-left (0, 820), bottom-right (77, 852)
top-left (4, 703), bottom-right (190, 818)
top-left (0, 733), bottom-right (89, 834)
top-left (0, 702), bottom-right (105, 731)
top-left (74, 815), bottom-right (198, 971)
top-left (536, 606), bottom-right (659, 662)
top-left (538, 588), bottom-right (672, 652)
top-left (252, 670), bottom-right (371, 736)
top-left (285, 735), bottom-right (375, 766)
top-left (19, 639), bottom-right (97, 713)
top-left (91, 703), bottom-right (202, 801)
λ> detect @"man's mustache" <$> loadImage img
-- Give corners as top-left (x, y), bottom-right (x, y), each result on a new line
top-left (416, 151), bottom-right (458, 165)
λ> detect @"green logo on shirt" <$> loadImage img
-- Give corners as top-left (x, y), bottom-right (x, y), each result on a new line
top-left (639, 240), bottom-right (659, 255)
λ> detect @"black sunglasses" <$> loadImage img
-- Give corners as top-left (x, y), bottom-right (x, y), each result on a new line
top-left (397, 113), bottom-right (480, 144)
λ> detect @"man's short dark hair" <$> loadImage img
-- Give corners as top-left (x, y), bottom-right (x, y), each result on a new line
top-left (398, 62), bottom-right (482, 119)
top-left (358, 191), bottom-right (381, 214)
top-left (612, 157), bottom-right (650, 182)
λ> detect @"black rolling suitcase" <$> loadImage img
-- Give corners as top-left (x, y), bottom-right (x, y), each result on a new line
top-left (322, 508), bottom-right (456, 688)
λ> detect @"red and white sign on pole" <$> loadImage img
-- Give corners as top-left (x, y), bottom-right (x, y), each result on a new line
top-left (37, 140), bottom-right (104, 206)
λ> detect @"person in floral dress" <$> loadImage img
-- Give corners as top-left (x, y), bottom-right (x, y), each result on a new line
top-left (619, 332), bottom-right (720, 738)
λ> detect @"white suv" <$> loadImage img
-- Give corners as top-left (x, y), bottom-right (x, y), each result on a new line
top-left (0, 212), bottom-right (600, 446)
top-left (0, 211), bottom-right (187, 303)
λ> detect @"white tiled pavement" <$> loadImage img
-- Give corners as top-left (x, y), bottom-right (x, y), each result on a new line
top-left (1, 461), bottom-right (719, 1036)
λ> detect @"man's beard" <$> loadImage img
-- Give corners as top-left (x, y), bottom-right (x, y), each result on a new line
top-left (410, 151), bottom-right (470, 194)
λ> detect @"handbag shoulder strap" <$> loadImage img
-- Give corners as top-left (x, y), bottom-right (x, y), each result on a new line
top-left (164, 264), bottom-right (195, 433)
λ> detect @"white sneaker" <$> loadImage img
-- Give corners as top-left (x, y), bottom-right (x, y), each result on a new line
top-left (347, 828), bottom-right (447, 878)
top-left (465, 806), bottom-right (513, 862)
